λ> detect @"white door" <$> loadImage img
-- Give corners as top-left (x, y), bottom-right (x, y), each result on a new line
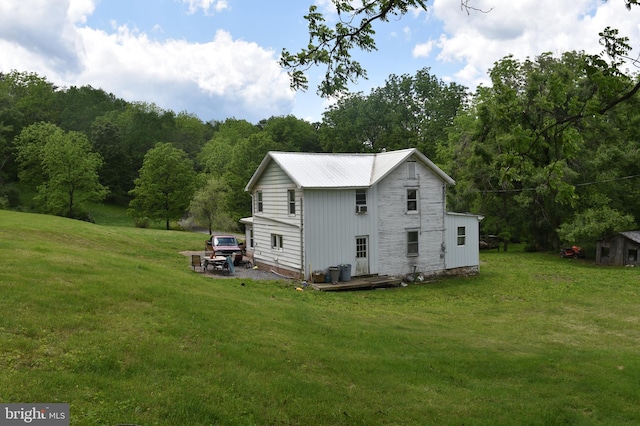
top-left (355, 236), bottom-right (369, 276)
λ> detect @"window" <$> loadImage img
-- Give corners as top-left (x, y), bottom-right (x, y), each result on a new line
top-left (288, 189), bottom-right (296, 215)
top-left (407, 231), bottom-right (419, 256)
top-left (271, 234), bottom-right (283, 250)
top-left (407, 160), bottom-right (416, 179)
top-left (457, 226), bottom-right (466, 246)
top-left (356, 237), bottom-right (368, 259)
top-left (355, 189), bottom-right (367, 213)
top-left (256, 191), bottom-right (263, 213)
top-left (249, 229), bottom-right (254, 248)
top-left (407, 189), bottom-right (418, 212)
top-left (601, 246), bottom-right (610, 258)
top-left (629, 249), bottom-right (638, 262)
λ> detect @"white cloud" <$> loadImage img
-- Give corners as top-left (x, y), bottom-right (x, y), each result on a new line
top-left (181, 0), bottom-right (229, 16)
top-left (429, 0), bottom-right (640, 89)
top-left (413, 40), bottom-right (435, 58)
top-left (0, 0), bottom-right (294, 122)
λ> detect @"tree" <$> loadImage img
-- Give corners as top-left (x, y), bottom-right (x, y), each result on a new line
top-left (283, 1), bottom-right (638, 97)
top-left (443, 50), bottom-right (640, 250)
top-left (197, 118), bottom-right (259, 176)
top-left (319, 68), bottom-right (467, 155)
top-left (260, 115), bottom-right (321, 152)
top-left (14, 122), bottom-right (107, 218)
top-left (557, 206), bottom-right (636, 243)
top-left (280, 0), bottom-right (429, 96)
top-left (37, 130), bottom-right (108, 219)
top-left (14, 122), bottom-right (63, 190)
top-left (128, 143), bottom-right (197, 230)
top-left (189, 176), bottom-right (236, 235)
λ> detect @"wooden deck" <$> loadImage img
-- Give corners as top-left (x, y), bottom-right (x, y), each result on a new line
top-left (311, 275), bottom-right (403, 291)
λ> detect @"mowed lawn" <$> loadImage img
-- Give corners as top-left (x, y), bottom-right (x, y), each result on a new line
top-left (1, 210), bottom-right (639, 425)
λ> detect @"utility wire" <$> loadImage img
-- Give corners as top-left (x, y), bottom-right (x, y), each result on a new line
top-left (466, 173), bottom-right (640, 194)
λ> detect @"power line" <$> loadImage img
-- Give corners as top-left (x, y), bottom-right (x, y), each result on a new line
top-left (466, 173), bottom-right (640, 194)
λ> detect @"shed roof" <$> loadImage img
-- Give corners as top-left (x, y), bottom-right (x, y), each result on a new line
top-left (620, 231), bottom-right (640, 244)
top-left (245, 148), bottom-right (454, 191)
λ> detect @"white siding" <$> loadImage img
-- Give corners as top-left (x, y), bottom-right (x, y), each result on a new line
top-left (377, 157), bottom-right (447, 276)
top-left (251, 162), bottom-right (303, 272)
top-left (445, 213), bottom-right (480, 269)
top-left (303, 188), bottom-right (378, 277)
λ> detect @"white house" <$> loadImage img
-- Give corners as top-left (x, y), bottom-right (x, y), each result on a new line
top-left (242, 148), bottom-right (481, 280)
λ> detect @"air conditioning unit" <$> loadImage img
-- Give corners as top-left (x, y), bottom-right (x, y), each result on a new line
top-left (356, 205), bottom-right (368, 214)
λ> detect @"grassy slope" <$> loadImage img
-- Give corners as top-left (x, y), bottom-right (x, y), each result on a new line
top-left (1, 210), bottom-right (639, 425)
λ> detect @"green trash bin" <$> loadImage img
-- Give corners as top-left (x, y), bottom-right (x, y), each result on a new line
top-left (339, 264), bottom-right (351, 282)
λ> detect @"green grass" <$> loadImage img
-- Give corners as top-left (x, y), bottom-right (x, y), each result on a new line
top-left (1, 210), bottom-right (639, 425)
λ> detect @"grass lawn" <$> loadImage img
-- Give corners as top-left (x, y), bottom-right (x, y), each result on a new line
top-left (1, 210), bottom-right (639, 425)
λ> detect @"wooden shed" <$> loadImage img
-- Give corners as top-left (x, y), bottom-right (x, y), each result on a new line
top-left (596, 231), bottom-right (640, 266)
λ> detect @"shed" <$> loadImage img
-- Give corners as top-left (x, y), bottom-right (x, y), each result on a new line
top-left (596, 231), bottom-right (640, 266)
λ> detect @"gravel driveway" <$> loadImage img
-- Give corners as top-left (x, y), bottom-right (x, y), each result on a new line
top-left (182, 251), bottom-right (296, 282)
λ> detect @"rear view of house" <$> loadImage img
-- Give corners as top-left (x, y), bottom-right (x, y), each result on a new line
top-left (242, 148), bottom-right (481, 280)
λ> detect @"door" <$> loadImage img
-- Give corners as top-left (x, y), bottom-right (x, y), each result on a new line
top-left (355, 236), bottom-right (369, 276)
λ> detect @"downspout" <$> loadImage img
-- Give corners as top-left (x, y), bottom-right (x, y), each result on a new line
top-left (300, 195), bottom-right (305, 279)
top-left (442, 183), bottom-right (448, 268)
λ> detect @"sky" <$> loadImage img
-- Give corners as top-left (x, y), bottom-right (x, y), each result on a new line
top-left (0, 0), bottom-right (639, 124)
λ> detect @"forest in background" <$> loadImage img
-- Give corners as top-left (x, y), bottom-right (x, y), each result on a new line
top-left (1, 45), bottom-right (639, 252)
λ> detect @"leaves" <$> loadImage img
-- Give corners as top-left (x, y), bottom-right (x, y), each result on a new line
top-left (280, 0), bottom-right (428, 97)
top-left (128, 143), bottom-right (196, 229)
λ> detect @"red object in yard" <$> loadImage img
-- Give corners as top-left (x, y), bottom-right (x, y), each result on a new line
top-left (561, 245), bottom-right (585, 259)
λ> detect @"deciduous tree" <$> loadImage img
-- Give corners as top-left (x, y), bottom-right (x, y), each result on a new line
top-left (128, 143), bottom-right (196, 230)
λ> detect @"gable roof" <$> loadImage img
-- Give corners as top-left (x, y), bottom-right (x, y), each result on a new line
top-left (620, 231), bottom-right (640, 244)
top-left (245, 148), bottom-right (455, 191)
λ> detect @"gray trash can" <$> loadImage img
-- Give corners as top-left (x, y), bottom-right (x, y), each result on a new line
top-left (329, 267), bottom-right (340, 284)
top-left (339, 264), bottom-right (351, 282)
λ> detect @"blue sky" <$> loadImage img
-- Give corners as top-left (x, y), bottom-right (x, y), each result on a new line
top-left (0, 0), bottom-right (638, 124)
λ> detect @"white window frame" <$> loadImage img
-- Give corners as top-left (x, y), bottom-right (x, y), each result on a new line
top-left (256, 191), bottom-right (263, 213)
top-left (287, 189), bottom-right (296, 215)
top-left (407, 160), bottom-right (417, 179)
top-left (271, 234), bottom-right (283, 251)
top-left (355, 189), bottom-right (367, 214)
top-left (407, 230), bottom-right (419, 256)
top-left (457, 226), bottom-right (466, 246)
top-left (407, 188), bottom-right (418, 213)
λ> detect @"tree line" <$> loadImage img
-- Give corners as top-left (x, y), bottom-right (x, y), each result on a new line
top-left (1, 44), bottom-right (639, 250)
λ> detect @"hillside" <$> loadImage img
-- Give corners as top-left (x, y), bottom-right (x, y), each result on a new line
top-left (1, 210), bottom-right (639, 425)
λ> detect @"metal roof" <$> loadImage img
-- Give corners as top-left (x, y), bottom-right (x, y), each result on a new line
top-left (620, 231), bottom-right (640, 244)
top-left (245, 148), bottom-right (455, 191)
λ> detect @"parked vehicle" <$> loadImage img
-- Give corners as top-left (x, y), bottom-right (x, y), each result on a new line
top-left (206, 235), bottom-right (243, 265)
top-left (561, 245), bottom-right (585, 259)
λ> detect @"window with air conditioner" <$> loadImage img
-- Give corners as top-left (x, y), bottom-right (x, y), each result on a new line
top-left (355, 189), bottom-right (367, 214)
